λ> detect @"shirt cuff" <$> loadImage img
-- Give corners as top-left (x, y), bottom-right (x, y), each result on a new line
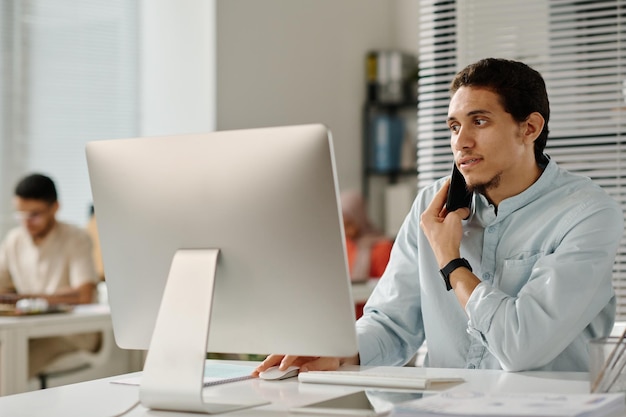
top-left (356, 321), bottom-right (382, 365)
top-left (465, 281), bottom-right (506, 337)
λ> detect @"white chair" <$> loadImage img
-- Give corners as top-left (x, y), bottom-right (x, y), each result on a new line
top-left (32, 284), bottom-right (115, 389)
top-left (34, 327), bottom-right (115, 389)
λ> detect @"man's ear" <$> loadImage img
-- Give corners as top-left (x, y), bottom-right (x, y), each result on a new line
top-left (523, 112), bottom-right (545, 144)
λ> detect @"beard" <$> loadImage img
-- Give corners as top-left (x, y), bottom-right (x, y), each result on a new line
top-left (467, 171), bottom-right (502, 195)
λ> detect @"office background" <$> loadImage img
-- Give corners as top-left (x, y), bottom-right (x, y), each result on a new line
top-left (1, 0), bottom-right (625, 320)
top-left (0, 0), bottom-right (419, 237)
top-left (417, 0), bottom-right (626, 320)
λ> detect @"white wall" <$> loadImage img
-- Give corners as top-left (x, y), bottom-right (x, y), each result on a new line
top-left (216, 0), bottom-right (402, 191)
top-left (139, 0), bottom-right (216, 137)
top-left (393, 0), bottom-right (421, 56)
top-left (139, 0), bottom-right (420, 225)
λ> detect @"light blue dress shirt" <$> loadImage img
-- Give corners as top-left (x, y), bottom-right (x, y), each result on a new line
top-left (357, 158), bottom-right (623, 371)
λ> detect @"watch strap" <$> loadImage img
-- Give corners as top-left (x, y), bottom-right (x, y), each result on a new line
top-left (439, 258), bottom-right (472, 291)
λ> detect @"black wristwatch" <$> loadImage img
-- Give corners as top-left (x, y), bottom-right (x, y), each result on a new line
top-left (439, 258), bottom-right (472, 291)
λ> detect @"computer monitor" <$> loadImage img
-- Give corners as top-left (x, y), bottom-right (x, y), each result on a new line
top-left (86, 124), bottom-right (359, 414)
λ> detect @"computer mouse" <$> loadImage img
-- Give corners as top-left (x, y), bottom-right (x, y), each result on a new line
top-left (258, 365), bottom-right (300, 381)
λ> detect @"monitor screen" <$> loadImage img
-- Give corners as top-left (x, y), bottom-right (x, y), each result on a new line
top-left (86, 124), bottom-right (359, 413)
top-left (86, 123), bottom-right (358, 354)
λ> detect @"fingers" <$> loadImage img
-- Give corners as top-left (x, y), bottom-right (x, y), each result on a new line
top-left (421, 180), bottom-right (450, 231)
top-left (425, 180), bottom-right (470, 220)
top-left (426, 179), bottom-right (451, 217)
top-left (453, 207), bottom-right (471, 220)
top-left (279, 354), bottom-right (303, 370)
top-left (252, 354), bottom-right (343, 377)
top-left (252, 354), bottom-right (284, 377)
top-left (299, 357), bottom-right (341, 372)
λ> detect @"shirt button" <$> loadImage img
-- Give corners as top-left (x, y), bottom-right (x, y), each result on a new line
top-left (483, 272), bottom-right (491, 280)
top-left (487, 226), bottom-right (496, 233)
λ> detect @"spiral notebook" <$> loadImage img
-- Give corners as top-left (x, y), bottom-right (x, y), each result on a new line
top-left (111, 362), bottom-right (255, 387)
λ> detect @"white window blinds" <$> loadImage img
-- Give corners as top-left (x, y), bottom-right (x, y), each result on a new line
top-left (0, 0), bottom-right (138, 233)
top-left (417, 0), bottom-right (458, 189)
top-left (417, 0), bottom-right (626, 319)
top-left (545, 1), bottom-right (626, 319)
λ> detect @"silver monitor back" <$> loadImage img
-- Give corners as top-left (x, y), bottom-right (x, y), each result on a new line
top-left (86, 124), bottom-right (358, 358)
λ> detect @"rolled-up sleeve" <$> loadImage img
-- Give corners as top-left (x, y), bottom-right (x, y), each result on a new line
top-left (356, 199), bottom-right (425, 366)
top-left (465, 200), bottom-right (622, 371)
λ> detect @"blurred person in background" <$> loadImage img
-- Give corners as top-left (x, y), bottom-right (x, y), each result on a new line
top-left (341, 190), bottom-right (393, 318)
top-left (86, 204), bottom-right (105, 282)
top-left (0, 173), bottom-right (100, 378)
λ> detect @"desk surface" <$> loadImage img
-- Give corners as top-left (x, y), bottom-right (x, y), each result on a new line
top-left (350, 279), bottom-right (378, 304)
top-left (0, 304), bottom-right (119, 396)
top-left (0, 362), bottom-right (598, 417)
top-left (0, 303), bottom-right (111, 327)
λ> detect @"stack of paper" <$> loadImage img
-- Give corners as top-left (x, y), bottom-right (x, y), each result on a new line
top-left (391, 391), bottom-right (625, 417)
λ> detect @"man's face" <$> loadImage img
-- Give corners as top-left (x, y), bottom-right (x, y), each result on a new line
top-left (446, 86), bottom-right (537, 199)
top-left (13, 197), bottom-right (58, 240)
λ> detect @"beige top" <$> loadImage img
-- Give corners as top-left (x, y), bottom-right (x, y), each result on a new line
top-left (0, 221), bottom-right (98, 294)
top-left (85, 215), bottom-right (104, 281)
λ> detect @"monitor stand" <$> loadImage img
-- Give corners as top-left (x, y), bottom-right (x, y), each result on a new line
top-left (139, 249), bottom-right (269, 414)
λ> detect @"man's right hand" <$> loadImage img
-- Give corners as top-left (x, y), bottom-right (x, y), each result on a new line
top-left (252, 353), bottom-right (359, 377)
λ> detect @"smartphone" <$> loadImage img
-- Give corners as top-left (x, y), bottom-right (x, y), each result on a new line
top-left (446, 163), bottom-right (472, 212)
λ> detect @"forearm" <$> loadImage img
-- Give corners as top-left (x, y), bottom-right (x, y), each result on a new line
top-left (39, 287), bottom-right (92, 304)
top-left (448, 267), bottom-right (480, 309)
top-left (430, 236), bottom-right (480, 309)
top-left (340, 353), bottom-right (360, 366)
top-left (0, 290), bottom-right (18, 304)
top-left (420, 178), bottom-right (476, 308)
top-left (0, 283), bottom-right (95, 305)
top-left (48, 282), bottom-right (95, 304)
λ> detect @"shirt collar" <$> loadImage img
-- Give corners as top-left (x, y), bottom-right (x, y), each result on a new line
top-left (471, 156), bottom-right (558, 224)
top-left (31, 220), bottom-right (60, 248)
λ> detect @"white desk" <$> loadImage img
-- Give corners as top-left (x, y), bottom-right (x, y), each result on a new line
top-left (0, 362), bottom-right (606, 417)
top-left (0, 304), bottom-right (140, 396)
top-left (351, 279), bottom-right (378, 304)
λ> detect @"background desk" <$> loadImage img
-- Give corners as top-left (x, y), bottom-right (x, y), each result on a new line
top-left (0, 362), bottom-right (600, 417)
top-left (351, 279), bottom-right (378, 305)
top-left (0, 304), bottom-right (142, 396)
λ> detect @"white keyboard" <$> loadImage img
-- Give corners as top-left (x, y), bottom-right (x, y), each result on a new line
top-left (298, 370), bottom-right (464, 390)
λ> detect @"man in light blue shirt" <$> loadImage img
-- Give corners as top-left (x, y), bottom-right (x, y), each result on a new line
top-left (358, 156), bottom-right (619, 371)
top-left (255, 58), bottom-right (623, 373)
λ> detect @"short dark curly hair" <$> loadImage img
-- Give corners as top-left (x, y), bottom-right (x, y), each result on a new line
top-left (450, 58), bottom-right (550, 164)
top-left (14, 173), bottom-right (58, 204)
